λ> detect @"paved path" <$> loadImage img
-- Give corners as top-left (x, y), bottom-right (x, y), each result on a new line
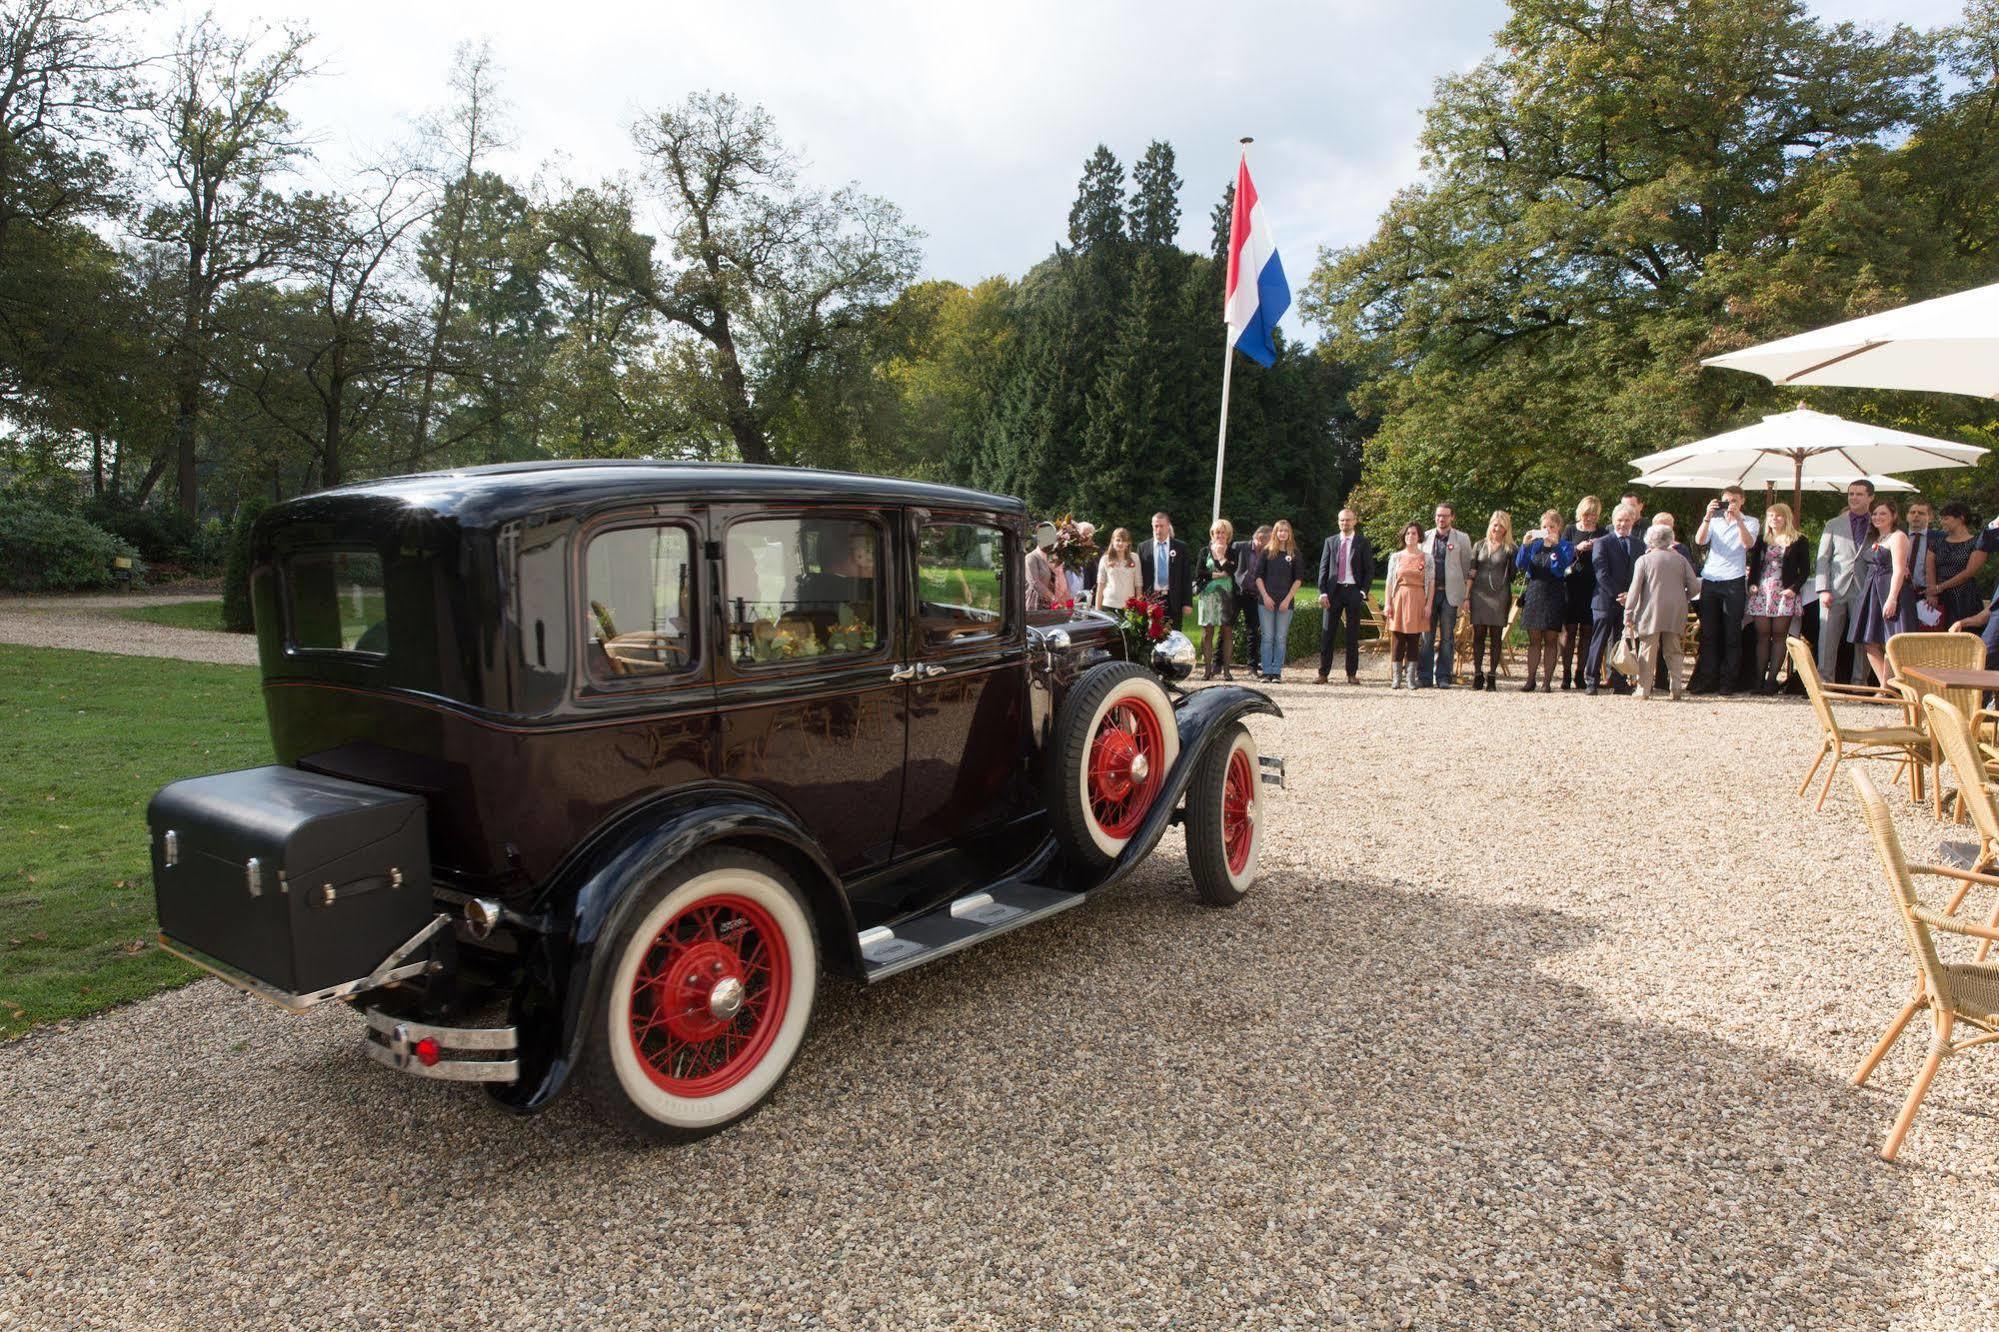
top-left (0, 593), bottom-right (256, 666)
top-left (3, 672), bottom-right (1997, 1327)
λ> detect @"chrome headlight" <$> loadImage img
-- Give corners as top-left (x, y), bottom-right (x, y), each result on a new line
top-left (1151, 630), bottom-right (1196, 681)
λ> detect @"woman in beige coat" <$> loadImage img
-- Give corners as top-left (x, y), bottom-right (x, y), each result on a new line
top-left (1624, 524), bottom-right (1701, 700)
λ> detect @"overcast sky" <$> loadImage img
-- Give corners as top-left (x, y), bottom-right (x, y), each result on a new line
top-left (178, 0), bottom-right (1967, 336)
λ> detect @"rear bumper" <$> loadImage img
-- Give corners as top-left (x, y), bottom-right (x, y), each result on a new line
top-left (362, 1009), bottom-right (519, 1083)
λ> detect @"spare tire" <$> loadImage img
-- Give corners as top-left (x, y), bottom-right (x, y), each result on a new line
top-left (1046, 661), bottom-right (1180, 867)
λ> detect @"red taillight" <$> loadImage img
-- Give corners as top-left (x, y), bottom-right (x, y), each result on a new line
top-left (413, 1036), bottom-right (441, 1067)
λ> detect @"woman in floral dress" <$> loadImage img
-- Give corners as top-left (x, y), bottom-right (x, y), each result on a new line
top-left (1744, 502), bottom-right (1809, 693)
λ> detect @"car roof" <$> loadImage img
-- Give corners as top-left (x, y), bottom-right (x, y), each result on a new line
top-left (311, 460), bottom-right (1027, 525)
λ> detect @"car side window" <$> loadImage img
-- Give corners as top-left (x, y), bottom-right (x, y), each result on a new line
top-left (583, 525), bottom-right (697, 682)
top-left (917, 523), bottom-right (1009, 646)
top-left (725, 517), bottom-right (883, 665)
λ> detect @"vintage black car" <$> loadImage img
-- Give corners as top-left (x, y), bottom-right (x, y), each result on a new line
top-left (148, 462), bottom-right (1281, 1138)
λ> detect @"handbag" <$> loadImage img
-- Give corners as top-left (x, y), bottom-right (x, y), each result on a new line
top-left (1608, 631), bottom-right (1641, 680)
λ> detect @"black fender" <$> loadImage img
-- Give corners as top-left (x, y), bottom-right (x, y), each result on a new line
top-left (1057, 683), bottom-right (1280, 895)
top-left (488, 785), bottom-right (857, 1114)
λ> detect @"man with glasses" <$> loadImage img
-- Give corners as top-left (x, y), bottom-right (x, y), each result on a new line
top-left (1816, 479), bottom-right (1877, 684)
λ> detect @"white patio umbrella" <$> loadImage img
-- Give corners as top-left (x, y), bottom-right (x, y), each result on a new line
top-left (1701, 280), bottom-right (1999, 398)
top-left (1630, 472), bottom-right (1916, 495)
top-left (1627, 406), bottom-right (1984, 514)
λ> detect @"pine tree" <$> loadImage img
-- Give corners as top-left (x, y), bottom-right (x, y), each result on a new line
top-left (1067, 145), bottom-right (1127, 252)
top-left (1129, 141), bottom-right (1182, 248)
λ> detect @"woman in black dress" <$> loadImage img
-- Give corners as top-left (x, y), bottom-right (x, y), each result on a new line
top-left (1923, 501), bottom-right (1986, 628)
top-left (1849, 499), bottom-right (1913, 684)
top-left (1561, 495), bottom-right (1604, 690)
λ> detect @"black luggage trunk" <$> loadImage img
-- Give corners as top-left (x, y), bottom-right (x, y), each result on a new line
top-left (150, 765), bottom-right (433, 998)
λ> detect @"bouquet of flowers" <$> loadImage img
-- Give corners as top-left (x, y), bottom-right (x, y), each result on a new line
top-left (1118, 591), bottom-right (1169, 661)
top-left (1048, 514), bottom-right (1099, 579)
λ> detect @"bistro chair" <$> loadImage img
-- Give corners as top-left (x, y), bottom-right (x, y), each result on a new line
top-left (1358, 594), bottom-right (1391, 654)
top-left (1922, 695), bottom-right (1999, 961)
top-left (1848, 768), bottom-right (1999, 1161)
top-left (1788, 636), bottom-right (1929, 811)
top-left (1887, 631), bottom-right (1985, 816)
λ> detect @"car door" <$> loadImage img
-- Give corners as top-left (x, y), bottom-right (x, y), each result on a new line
top-left (712, 504), bottom-right (909, 876)
top-left (895, 509), bottom-right (1033, 858)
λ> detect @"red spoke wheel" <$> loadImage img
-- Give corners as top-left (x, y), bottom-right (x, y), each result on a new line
top-left (1187, 723), bottom-right (1261, 906)
top-left (627, 895), bottom-right (790, 1097)
top-left (583, 849), bottom-right (817, 1140)
top-left (1047, 663), bottom-right (1180, 866)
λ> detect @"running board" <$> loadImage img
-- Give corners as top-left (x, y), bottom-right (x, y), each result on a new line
top-left (858, 883), bottom-right (1087, 982)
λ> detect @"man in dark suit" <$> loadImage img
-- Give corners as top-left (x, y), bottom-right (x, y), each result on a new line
top-left (1137, 511), bottom-right (1192, 625)
top-left (1232, 523), bottom-right (1270, 673)
top-left (1315, 508), bottom-right (1374, 685)
top-left (1585, 503), bottom-right (1641, 695)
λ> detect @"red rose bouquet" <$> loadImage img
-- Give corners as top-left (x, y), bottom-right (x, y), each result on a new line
top-left (1118, 591), bottom-right (1169, 660)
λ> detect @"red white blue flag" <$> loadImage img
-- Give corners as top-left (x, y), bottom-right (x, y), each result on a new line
top-left (1223, 153), bottom-right (1290, 367)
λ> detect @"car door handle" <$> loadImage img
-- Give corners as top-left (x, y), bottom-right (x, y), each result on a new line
top-left (889, 664), bottom-right (917, 682)
top-left (919, 663), bottom-right (946, 679)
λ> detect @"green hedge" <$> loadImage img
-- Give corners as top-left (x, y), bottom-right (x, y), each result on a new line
top-left (0, 504), bottom-right (146, 593)
top-left (1178, 603), bottom-right (1324, 669)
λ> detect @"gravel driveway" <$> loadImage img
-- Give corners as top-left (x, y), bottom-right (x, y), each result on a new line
top-left (3, 674), bottom-right (1996, 1328)
top-left (0, 593), bottom-right (255, 666)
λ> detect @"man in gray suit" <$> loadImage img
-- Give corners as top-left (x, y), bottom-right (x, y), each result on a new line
top-left (1817, 478), bottom-right (1878, 683)
top-left (1417, 502), bottom-right (1476, 688)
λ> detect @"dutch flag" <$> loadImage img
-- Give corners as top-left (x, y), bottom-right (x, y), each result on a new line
top-left (1223, 152), bottom-right (1290, 367)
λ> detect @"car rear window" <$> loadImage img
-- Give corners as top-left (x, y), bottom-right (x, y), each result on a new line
top-left (285, 550), bottom-right (389, 656)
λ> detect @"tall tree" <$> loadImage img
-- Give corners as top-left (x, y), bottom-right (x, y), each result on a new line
top-left (1068, 143), bottom-right (1126, 252)
top-left (139, 16), bottom-right (314, 515)
top-left (225, 165), bottom-right (430, 489)
top-left (544, 90), bottom-right (921, 464)
top-left (407, 40), bottom-right (507, 470)
top-left (1128, 140), bottom-right (1181, 248)
top-left (1304, 0), bottom-right (1931, 545)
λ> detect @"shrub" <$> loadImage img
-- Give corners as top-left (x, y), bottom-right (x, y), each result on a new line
top-left (82, 497), bottom-right (200, 567)
top-left (0, 504), bottom-right (146, 593)
top-left (220, 496), bottom-right (270, 633)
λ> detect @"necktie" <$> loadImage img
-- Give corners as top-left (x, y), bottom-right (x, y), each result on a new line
top-left (1337, 538), bottom-right (1349, 582)
top-left (1156, 543), bottom-right (1167, 587)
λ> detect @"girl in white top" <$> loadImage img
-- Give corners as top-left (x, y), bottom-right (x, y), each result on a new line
top-left (1096, 527), bottom-right (1140, 610)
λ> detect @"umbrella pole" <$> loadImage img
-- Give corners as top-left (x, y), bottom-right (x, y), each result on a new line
top-left (1792, 455), bottom-right (1802, 521)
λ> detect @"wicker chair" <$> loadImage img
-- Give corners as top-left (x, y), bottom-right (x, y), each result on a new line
top-left (1921, 695), bottom-right (1999, 960)
top-left (1788, 636), bottom-right (1929, 811)
top-left (1358, 594), bottom-right (1391, 654)
top-left (1848, 768), bottom-right (1999, 1160)
top-left (1886, 631), bottom-right (1986, 816)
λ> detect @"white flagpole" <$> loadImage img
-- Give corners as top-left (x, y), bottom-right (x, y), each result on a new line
top-left (1211, 337), bottom-right (1235, 525)
top-left (1212, 136), bottom-right (1252, 527)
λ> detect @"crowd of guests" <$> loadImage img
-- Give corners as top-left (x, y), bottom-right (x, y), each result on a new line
top-left (1025, 481), bottom-right (1999, 695)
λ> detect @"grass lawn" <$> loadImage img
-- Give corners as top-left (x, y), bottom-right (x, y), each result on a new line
top-left (115, 599), bottom-right (228, 632)
top-left (0, 644), bottom-right (268, 1038)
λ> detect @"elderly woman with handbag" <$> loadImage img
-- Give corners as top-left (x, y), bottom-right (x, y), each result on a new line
top-left (1624, 523), bottom-right (1701, 700)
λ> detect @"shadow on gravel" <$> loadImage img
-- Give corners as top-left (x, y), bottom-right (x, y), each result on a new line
top-left (0, 866), bottom-right (1944, 1327)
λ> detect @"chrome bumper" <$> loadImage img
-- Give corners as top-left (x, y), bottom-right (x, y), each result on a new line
top-left (362, 1009), bottom-right (519, 1083)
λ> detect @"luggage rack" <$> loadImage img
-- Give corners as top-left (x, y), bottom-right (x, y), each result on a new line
top-left (157, 913), bottom-right (451, 1014)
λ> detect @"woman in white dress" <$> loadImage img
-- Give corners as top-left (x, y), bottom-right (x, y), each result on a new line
top-left (1095, 527), bottom-right (1140, 611)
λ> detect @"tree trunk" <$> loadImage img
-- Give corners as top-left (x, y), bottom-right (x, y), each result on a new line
top-left (91, 432), bottom-right (104, 496)
top-left (711, 314), bottom-right (770, 464)
top-left (410, 189), bottom-right (470, 471)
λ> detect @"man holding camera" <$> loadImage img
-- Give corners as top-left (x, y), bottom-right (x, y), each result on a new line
top-left (1690, 483), bottom-right (1759, 695)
